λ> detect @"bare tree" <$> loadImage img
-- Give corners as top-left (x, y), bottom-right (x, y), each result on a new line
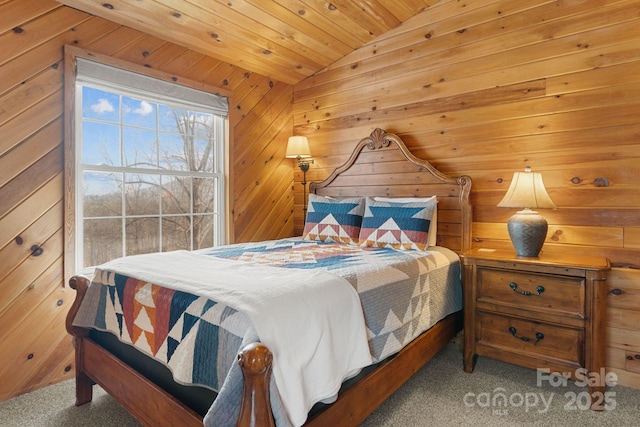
top-left (83, 105), bottom-right (217, 266)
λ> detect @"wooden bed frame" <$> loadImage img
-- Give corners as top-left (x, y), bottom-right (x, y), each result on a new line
top-left (66, 128), bottom-right (472, 427)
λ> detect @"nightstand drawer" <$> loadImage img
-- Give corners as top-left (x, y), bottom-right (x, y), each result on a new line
top-left (477, 268), bottom-right (584, 318)
top-left (476, 312), bottom-right (584, 366)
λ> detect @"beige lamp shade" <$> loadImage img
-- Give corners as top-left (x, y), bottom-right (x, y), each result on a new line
top-left (285, 136), bottom-right (311, 159)
top-left (497, 167), bottom-right (556, 209)
top-left (498, 167), bottom-right (556, 258)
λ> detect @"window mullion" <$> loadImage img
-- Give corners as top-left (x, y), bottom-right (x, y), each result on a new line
top-left (121, 94), bottom-right (126, 259)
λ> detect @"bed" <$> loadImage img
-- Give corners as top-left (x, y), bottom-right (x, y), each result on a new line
top-left (65, 128), bottom-right (472, 427)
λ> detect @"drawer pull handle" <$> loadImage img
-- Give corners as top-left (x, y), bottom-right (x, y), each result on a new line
top-left (508, 326), bottom-right (544, 343)
top-left (509, 282), bottom-right (544, 296)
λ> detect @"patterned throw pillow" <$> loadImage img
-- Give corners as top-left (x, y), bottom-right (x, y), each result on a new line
top-left (359, 197), bottom-right (437, 251)
top-left (303, 194), bottom-right (365, 244)
top-left (373, 196), bottom-right (438, 247)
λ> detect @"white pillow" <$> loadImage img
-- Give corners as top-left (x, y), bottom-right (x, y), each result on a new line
top-left (373, 196), bottom-right (438, 247)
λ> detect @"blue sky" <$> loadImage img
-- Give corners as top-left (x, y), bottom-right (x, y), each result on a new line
top-left (80, 86), bottom-right (216, 209)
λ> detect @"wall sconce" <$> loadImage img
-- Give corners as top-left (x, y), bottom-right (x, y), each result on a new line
top-left (286, 136), bottom-right (314, 214)
top-left (497, 166), bottom-right (556, 257)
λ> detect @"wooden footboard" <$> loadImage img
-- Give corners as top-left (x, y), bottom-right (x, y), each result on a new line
top-left (66, 275), bottom-right (275, 427)
top-left (66, 274), bottom-right (461, 427)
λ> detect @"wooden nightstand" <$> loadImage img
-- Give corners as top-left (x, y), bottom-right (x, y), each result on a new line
top-left (462, 248), bottom-right (610, 408)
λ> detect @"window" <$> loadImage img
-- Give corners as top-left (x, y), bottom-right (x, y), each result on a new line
top-left (66, 52), bottom-right (229, 277)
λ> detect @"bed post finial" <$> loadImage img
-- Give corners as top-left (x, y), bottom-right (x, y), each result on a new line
top-left (237, 342), bottom-right (275, 427)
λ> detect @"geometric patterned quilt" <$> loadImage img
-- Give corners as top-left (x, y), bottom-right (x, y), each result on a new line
top-left (74, 268), bottom-right (252, 391)
top-left (202, 238), bottom-right (462, 362)
top-left (73, 238), bottom-right (462, 425)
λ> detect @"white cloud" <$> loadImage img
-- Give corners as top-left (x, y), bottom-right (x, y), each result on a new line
top-left (91, 98), bottom-right (114, 114)
top-left (133, 100), bottom-right (154, 116)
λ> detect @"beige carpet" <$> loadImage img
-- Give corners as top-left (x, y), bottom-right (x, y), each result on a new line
top-left (1, 343), bottom-right (639, 426)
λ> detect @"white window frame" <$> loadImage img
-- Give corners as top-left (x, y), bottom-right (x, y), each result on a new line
top-left (64, 46), bottom-right (231, 283)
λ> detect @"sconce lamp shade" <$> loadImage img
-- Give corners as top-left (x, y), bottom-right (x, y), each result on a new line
top-left (285, 136), bottom-right (311, 159)
top-left (498, 167), bottom-right (556, 257)
top-left (286, 135), bottom-right (314, 216)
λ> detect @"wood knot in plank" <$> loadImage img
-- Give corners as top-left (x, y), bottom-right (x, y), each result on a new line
top-left (593, 177), bottom-right (609, 187)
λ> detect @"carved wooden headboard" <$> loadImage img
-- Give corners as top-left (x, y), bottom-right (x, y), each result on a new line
top-left (310, 128), bottom-right (472, 253)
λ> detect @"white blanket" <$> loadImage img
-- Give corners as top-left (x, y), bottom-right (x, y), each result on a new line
top-left (95, 251), bottom-right (372, 426)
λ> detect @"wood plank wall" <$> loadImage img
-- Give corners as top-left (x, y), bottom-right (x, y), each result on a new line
top-left (2, 0), bottom-right (639, 402)
top-left (292, 0), bottom-right (640, 388)
top-left (0, 0), bottom-right (293, 401)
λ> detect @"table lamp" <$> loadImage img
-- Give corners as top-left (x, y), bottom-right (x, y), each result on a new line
top-left (497, 167), bottom-right (556, 257)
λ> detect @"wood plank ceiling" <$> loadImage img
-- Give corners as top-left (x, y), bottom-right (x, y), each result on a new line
top-left (55, 0), bottom-right (436, 85)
